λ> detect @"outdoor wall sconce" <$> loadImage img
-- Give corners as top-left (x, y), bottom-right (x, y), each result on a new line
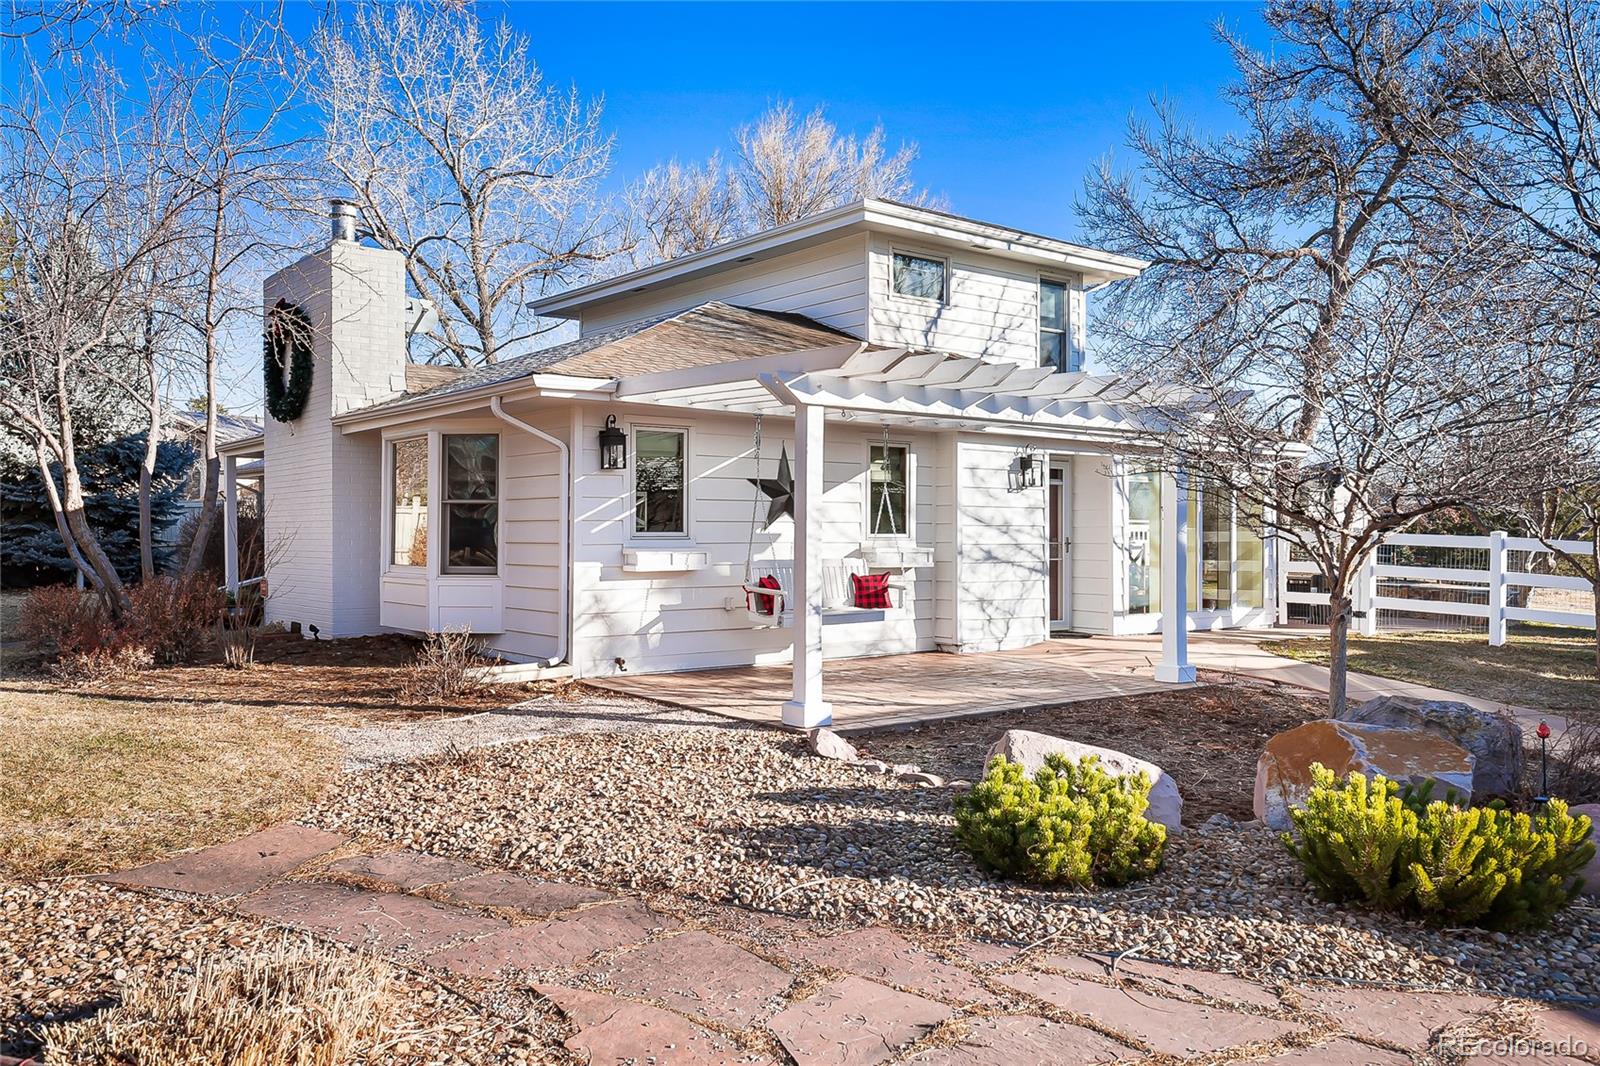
top-left (599, 414), bottom-right (627, 470)
top-left (1016, 444), bottom-right (1041, 489)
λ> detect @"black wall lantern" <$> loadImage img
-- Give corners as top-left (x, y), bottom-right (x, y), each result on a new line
top-left (599, 414), bottom-right (627, 470)
top-left (1017, 444), bottom-right (1041, 489)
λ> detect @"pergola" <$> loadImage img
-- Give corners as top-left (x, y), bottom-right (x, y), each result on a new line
top-left (619, 343), bottom-right (1201, 728)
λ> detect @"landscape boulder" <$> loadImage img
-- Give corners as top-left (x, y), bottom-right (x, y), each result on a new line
top-left (1571, 804), bottom-right (1600, 898)
top-left (807, 728), bottom-right (858, 762)
top-left (1255, 719), bottom-right (1475, 830)
top-left (1338, 695), bottom-right (1523, 798)
top-left (984, 730), bottom-right (1182, 833)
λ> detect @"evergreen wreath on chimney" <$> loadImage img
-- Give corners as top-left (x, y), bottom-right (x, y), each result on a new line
top-left (263, 297), bottom-right (314, 423)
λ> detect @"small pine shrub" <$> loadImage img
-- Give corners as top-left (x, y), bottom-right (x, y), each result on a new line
top-left (1283, 764), bottom-right (1595, 931)
top-left (954, 754), bottom-right (1167, 888)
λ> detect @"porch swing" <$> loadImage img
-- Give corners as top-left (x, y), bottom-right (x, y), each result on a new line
top-left (728, 415), bottom-right (904, 628)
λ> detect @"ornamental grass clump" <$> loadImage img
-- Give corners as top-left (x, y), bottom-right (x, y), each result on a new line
top-left (953, 753), bottom-right (1167, 887)
top-left (1283, 764), bottom-right (1594, 931)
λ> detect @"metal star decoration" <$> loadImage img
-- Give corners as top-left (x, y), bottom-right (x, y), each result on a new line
top-left (748, 445), bottom-right (795, 527)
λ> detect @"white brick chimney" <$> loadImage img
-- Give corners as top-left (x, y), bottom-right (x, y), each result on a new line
top-left (261, 201), bottom-right (408, 637)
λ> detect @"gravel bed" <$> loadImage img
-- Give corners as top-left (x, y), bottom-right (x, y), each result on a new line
top-left (0, 879), bottom-right (565, 1062)
top-left (305, 724), bottom-right (1600, 1003)
top-left (326, 690), bottom-right (728, 769)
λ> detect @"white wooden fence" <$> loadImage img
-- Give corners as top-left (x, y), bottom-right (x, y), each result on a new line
top-left (1277, 532), bottom-right (1596, 644)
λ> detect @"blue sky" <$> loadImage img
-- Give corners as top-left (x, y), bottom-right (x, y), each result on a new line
top-left (453, 1), bottom-right (1265, 240)
top-left (49, 1), bottom-right (1269, 409)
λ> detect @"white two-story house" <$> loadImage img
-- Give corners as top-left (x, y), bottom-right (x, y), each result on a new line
top-left (223, 199), bottom-right (1273, 727)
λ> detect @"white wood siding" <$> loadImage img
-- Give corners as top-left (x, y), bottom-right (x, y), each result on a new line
top-left (866, 234), bottom-right (1087, 370)
top-left (568, 405), bottom-right (937, 677)
top-left (948, 437), bottom-right (1049, 652)
top-left (577, 235), bottom-right (870, 338)
top-left (1069, 454), bottom-right (1117, 634)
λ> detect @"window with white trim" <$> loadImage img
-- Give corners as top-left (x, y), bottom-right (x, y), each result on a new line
top-left (868, 443), bottom-right (909, 537)
top-left (891, 252), bottom-right (946, 302)
top-left (1040, 278), bottom-right (1069, 371)
top-left (633, 427), bottom-right (687, 536)
top-left (390, 437), bottom-right (428, 568)
top-left (442, 433), bottom-right (498, 573)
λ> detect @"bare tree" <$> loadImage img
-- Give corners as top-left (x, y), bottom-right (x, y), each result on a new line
top-left (1080, 0), bottom-right (1600, 713)
top-left (312, 1), bottom-right (614, 367)
top-left (0, 53), bottom-right (189, 607)
top-left (619, 101), bottom-right (934, 269)
top-left (735, 101), bottom-right (922, 229)
top-left (166, 8), bottom-right (316, 577)
top-left (624, 153), bottom-right (741, 263)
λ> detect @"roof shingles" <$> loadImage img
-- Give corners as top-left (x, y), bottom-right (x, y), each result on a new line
top-left (350, 302), bottom-right (857, 419)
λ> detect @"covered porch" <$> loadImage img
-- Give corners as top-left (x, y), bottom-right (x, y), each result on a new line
top-left (589, 639), bottom-right (1184, 732)
top-left (617, 345), bottom-right (1203, 728)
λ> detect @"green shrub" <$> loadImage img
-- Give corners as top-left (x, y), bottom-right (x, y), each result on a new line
top-left (953, 754), bottom-right (1167, 887)
top-left (1283, 764), bottom-right (1594, 930)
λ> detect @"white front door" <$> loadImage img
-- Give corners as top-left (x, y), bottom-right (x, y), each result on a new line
top-left (1048, 461), bottom-right (1073, 630)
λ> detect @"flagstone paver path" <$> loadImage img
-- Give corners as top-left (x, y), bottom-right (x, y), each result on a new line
top-left (95, 824), bottom-right (1600, 1066)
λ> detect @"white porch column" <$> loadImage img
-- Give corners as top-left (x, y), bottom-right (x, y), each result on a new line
top-left (783, 402), bottom-right (832, 728)
top-left (223, 453), bottom-right (240, 595)
top-left (1155, 468), bottom-right (1196, 683)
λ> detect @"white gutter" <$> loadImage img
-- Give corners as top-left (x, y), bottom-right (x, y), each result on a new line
top-left (488, 396), bottom-right (570, 670)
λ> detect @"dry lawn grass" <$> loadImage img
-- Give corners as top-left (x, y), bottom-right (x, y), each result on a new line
top-left (41, 935), bottom-right (394, 1066)
top-left (0, 688), bottom-right (338, 879)
top-left (1270, 630), bottom-right (1600, 718)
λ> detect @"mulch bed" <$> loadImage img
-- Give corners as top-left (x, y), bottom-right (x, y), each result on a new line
top-left (854, 681), bottom-right (1328, 821)
top-left (4, 633), bottom-right (567, 722)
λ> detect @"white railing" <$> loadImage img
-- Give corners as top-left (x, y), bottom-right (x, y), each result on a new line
top-left (1276, 531), bottom-right (1595, 643)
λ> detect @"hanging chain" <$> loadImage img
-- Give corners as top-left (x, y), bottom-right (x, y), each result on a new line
top-left (743, 413), bottom-right (764, 584)
top-left (874, 420), bottom-right (900, 537)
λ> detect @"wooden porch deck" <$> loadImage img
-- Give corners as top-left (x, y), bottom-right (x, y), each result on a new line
top-left (587, 641), bottom-right (1182, 732)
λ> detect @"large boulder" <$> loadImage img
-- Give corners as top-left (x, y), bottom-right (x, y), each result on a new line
top-left (1570, 804), bottom-right (1600, 898)
top-left (1339, 695), bottom-right (1523, 798)
top-left (984, 730), bottom-right (1182, 833)
top-left (1255, 719), bottom-right (1475, 831)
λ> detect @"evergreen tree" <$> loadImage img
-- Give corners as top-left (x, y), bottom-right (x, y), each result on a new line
top-left (1, 432), bottom-right (193, 587)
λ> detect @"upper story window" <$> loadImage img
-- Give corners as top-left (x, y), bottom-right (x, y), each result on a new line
top-left (390, 437), bottom-right (428, 568)
top-left (891, 252), bottom-right (947, 302)
top-left (1040, 278), bottom-right (1069, 371)
top-left (443, 434), bottom-right (498, 573)
top-left (868, 443), bottom-right (909, 537)
top-left (633, 426), bottom-right (687, 536)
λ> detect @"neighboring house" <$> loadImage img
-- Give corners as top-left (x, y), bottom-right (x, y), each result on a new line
top-left (163, 408), bottom-right (264, 544)
top-left (223, 199), bottom-right (1273, 726)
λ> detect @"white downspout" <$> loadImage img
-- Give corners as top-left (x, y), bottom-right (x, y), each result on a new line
top-left (489, 396), bottom-right (569, 668)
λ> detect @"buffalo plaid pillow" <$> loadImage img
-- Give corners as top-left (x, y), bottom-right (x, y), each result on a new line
top-left (749, 573), bottom-right (783, 615)
top-left (851, 571), bottom-right (892, 609)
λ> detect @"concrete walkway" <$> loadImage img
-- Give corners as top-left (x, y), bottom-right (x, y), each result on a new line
top-left (96, 825), bottom-right (1599, 1065)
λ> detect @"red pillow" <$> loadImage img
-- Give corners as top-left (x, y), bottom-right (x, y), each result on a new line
top-left (749, 573), bottom-right (783, 615)
top-left (851, 571), bottom-right (892, 609)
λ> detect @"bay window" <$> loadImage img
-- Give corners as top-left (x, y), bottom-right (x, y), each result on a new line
top-left (390, 437), bottom-right (428, 568)
top-left (443, 434), bottom-right (499, 573)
